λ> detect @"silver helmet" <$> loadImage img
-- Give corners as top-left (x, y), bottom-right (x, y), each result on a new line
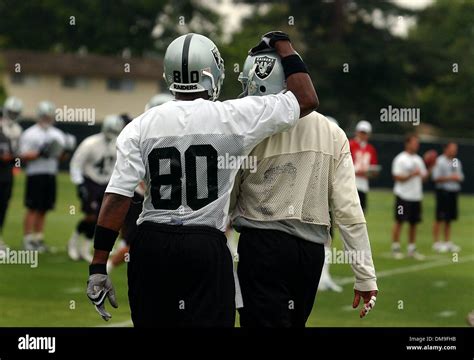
top-left (3, 96), bottom-right (23, 121)
top-left (102, 114), bottom-right (125, 141)
top-left (238, 50), bottom-right (285, 97)
top-left (145, 93), bottom-right (174, 111)
top-left (163, 33), bottom-right (225, 101)
top-left (37, 101), bottom-right (56, 127)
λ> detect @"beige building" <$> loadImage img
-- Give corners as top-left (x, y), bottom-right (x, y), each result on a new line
top-left (1, 49), bottom-right (164, 122)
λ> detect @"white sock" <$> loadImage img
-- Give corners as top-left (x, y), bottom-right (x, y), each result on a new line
top-left (24, 233), bottom-right (34, 242)
top-left (392, 242), bottom-right (401, 251)
top-left (33, 233), bottom-right (44, 243)
top-left (407, 243), bottom-right (417, 253)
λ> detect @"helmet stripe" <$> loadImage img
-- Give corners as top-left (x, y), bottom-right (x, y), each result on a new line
top-left (181, 33), bottom-right (194, 84)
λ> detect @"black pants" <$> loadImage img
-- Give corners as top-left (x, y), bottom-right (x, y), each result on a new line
top-left (357, 190), bottom-right (367, 212)
top-left (0, 180), bottom-right (13, 229)
top-left (237, 228), bottom-right (325, 327)
top-left (128, 222), bottom-right (235, 327)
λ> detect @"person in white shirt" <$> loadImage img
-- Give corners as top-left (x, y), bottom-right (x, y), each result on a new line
top-left (431, 142), bottom-right (464, 253)
top-left (391, 134), bottom-right (428, 260)
top-left (19, 101), bottom-right (66, 252)
top-left (67, 115), bottom-right (125, 262)
top-left (0, 96), bottom-right (23, 253)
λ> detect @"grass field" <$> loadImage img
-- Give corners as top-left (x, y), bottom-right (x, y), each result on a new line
top-left (0, 172), bottom-right (473, 327)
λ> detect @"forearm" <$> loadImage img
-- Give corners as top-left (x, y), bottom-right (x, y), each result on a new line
top-left (393, 174), bottom-right (411, 182)
top-left (21, 151), bottom-right (40, 161)
top-left (337, 223), bottom-right (378, 291)
top-left (274, 41), bottom-right (319, 117)
top-left (91, 193), bottom-right (132, 265)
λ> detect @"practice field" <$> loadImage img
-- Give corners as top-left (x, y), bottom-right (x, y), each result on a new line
top-left (0, 172), bottom-right (472, 327)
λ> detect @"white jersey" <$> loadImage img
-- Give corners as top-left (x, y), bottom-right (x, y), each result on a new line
top-left (19, 124), bottom-right (66, 175)
top-left (106, 92), bottom-right (300, 232)
top-left (0, 118), bottom-right (22, 154)
top-left (70, 133), bottom-right (117, 185)
top-left (392, 151), bottom-right (427, 201)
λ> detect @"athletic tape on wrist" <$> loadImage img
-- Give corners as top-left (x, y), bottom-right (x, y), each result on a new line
top-left (89, 263), bottom-right (107, 275)
top-left (281, 54), bottom-right (309, 79)
top-left (93, 225), bottom-right (119, 252)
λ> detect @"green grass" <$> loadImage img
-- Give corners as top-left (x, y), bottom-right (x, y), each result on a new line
top-left (0, 172), bottom-right (473, 327)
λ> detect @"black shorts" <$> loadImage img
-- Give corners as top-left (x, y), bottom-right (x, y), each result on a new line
top-left (25, 174), bottom-right (56, 211)
top-left (121, 192), bottom-right (144, 245)
top-left (237, 228), bottom-right (325, 327)
top-left (0, 180), bottom-right (13, 227)
top-left (81, 177), bottom-right (107, 215)
top-left (436, 190), bottom-right (458, 221)
top-left (358, 190), bottom-right (367, 211)
top-left (127, 222), bottom-right (235, 327)
top-left (395, 196), bottom-right (421, 224)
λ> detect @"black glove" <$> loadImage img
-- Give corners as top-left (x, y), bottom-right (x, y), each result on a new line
top-left (249, 31), bottom-right (291, 56)
top-left (77, 183), bottom-right (89, 202)
top-left (38, 143), bottom-right (52, 158)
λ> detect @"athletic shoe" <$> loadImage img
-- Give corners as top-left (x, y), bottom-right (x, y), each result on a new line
top-left (23, 236), bottom-right (37, 251)
top-left (392, 248), bottom-right (404, 260)
top-left (407, 250), bottom-right (425, 260)
top-left (320, 278), bottom-right (343, 292)
top-left (36, 239), bottom-right (49, 253)
top-left (79, 239), bottom-right (93, 263)
top-left (67, 231), bottom-right (81, 261)
top-left (433, 241), bottom-right (448, 253)
top-left (445, 241), bottom-right (461, 253)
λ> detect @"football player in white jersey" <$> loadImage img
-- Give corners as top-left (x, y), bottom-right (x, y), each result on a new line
top-left (19, 101), bottom-right (66, 252)
top-left (230, 52), bottom-right (378, 327)
top-left (86, 31), bottom-right (318, 326)
top-left (68, 115), bottom-right (125, 262)
top-left (0, 96), bottom-right (23, 253)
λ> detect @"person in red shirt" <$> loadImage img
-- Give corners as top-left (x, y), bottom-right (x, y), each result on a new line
top-left (349, 120), bottom-right (379, 212)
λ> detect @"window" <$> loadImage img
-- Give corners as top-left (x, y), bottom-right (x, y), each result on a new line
top-left (11, 73), bottom-right (24, 84)
top-left (106, 78), bottom-right (135, 92)
top-left (10, 74), bottom-right (39, 86)
top-left (62, 76), bottom-right (89, 89)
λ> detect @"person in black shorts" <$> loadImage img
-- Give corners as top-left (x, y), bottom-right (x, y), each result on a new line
top-left (432, 142), bottom-right (464, 253)
top-left (19, 101), bottom-right (66, 252)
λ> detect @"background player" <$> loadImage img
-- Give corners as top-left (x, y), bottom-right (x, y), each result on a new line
top-left (0, 96), bottom-right (23, 253)
top-left (68, 115), bottom-right (125, 262)
top-left (391, 134), bottom-right (428, 260)
top-left (86, 31), bottom-right (318, 326)
top-left (231, 52), bottom-right (378, 327)
top-left (19, 101), bottom-right (66, 252)
top-left (432, 142), bottom-right (464, 253)
top-left (349, 120), bottom-right (379, 212)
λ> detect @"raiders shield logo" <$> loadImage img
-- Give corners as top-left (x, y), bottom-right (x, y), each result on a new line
top-left (254, 56), bottom-right (276, 80)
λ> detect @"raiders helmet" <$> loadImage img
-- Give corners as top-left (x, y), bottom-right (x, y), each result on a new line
top-left (145, 93), bottom-right (174, 111)
top-left (163, 33), bottom-right (225, 101)
top-left (102, 115), bottom-right (125, 141)
top-left (3, 96), bottom-right (23, 121)
top-left (37, 101), bottom-right (56, 119)
top-left (238, 50), bottom-right (285, 97)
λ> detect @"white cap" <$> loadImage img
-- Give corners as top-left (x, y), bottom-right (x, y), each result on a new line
top-left (356, 120), bottom-right (372, 133)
